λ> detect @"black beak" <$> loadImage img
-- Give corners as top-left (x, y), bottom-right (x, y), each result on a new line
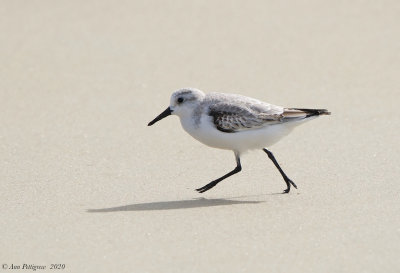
top-left (148, 107), bottom-right (172, 126)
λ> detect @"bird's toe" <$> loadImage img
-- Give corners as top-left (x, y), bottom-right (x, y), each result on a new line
top-left (285, 178), bottom-right (297, 189)
top-left (196, 181), bottom-right (217, 193)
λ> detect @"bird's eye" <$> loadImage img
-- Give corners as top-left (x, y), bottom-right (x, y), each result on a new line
top-left (177, 97), bottom-right (184, 103)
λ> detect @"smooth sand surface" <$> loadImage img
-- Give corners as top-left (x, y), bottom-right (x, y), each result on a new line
top-left (1, 1), bottom-right (399, 272)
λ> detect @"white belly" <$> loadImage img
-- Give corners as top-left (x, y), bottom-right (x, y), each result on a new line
top-left (179, 115), bottom-right (296, 153)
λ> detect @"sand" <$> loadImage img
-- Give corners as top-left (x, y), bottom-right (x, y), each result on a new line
top-left (1, 1), bottom-right (399, 272)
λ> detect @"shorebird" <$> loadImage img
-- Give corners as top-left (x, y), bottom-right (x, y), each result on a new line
top-left (148, 88), bottom-right (330, 193)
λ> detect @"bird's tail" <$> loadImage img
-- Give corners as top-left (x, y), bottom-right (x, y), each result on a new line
top-left (293, 108), bottom-right (331, 117)
top-left (283, 108), bottom-right (331, 119)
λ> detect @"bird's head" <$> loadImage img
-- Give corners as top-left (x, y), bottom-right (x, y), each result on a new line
top-left (148, 88), bottom-right (205, 126)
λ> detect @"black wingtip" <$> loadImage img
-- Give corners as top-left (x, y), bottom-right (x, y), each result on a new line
top-left (294, 108), bottom-right (331, 117)
top-left (317, 109), bottom-right (331, 116)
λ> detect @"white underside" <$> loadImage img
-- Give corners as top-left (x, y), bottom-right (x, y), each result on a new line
top-left (179, 114), bottom-right (315, 154)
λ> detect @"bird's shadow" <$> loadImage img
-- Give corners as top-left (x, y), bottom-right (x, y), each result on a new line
top-left (87, 197), bottom-right (265, 213)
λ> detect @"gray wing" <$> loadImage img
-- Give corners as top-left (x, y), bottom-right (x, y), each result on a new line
top-left (204, 93), bottom-right (329, 133)
top-left (207, 96), bottom-right (284, 133)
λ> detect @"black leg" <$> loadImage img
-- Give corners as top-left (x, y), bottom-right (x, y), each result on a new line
top-left (196, 151), bottom-right (242, 193)
top-left (263, 148), bottom-right (297, 193)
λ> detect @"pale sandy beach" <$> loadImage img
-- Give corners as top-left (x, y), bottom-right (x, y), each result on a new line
top-left (1, 1), bottom-right (399, 272)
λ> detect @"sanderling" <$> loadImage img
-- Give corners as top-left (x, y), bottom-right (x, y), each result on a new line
top-left (148, 88), bottom-right (330, 193)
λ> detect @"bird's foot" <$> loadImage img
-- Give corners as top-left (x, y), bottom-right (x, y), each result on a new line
top-left (282, 178), bottom-right (297, 194)
top-left (288, 179), bottom-right (297, 189)
top-left (196, 181), bottom-right (218, 193)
